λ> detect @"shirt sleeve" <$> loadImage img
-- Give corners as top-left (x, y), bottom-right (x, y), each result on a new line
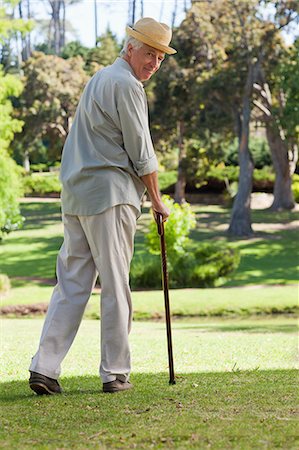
top-left (116, 82), bottom-right (158, 177)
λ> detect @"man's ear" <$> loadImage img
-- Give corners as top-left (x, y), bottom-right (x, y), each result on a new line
top-left (127, 43), bottom-right (133, 57)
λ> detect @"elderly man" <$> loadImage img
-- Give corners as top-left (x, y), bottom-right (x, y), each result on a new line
top-left (29, 17), bottom-right (177, 394)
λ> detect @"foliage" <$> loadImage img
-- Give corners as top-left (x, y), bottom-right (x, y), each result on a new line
top-left (131, 241), bottom-right (240, 289)
top-left (158, 171), bottom-right (177, 192)
top-left (292, 174), bottom-right (299, 202)
top-left (0, 273), bottom-right (10, 295)
top-left (0, 0), bottom-right (34, 43)
top-left (0, 2), bottom-right (31, 238)
top-left (188, 243), bottom-right (240, 287)
top-left (0, 152), bottom-right (24, 236)
top-left (61, 40), bottom-right (89, 59)
top-left (85, 30), bottom-right (121, 75)
top-left (1, 201), bottom-right (298, 300)
top-left (23, 172), bottom-right (61, 196)
top-left (13, 51), bottom-right (88, 166)
top-left (146, 196), bottom-right (196, 260)
top-left (158, 165), bottom-right (275, 194)
top-left (30, 162), bottom-right (60, 172)
top-left (206, 164), bottom-right (274, 195)
top-left (133, 196), bottom-right (240, 289)
top-left (61, 31), bottom-right (120, 76)
top-left (0, 65), bottom-right (23, 151)
top-left (266, 37), bottom-right (299, 147)
top-left (223, 136), bottom-right (272, 168)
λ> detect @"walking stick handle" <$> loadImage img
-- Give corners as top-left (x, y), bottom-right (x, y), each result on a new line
top-left (155, 212), bottom-right (164, 236)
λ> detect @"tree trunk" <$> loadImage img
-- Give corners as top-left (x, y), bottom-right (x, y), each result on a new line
top-left (228, 63), bottom-right (255, 237)
top-left (18, 0), bottom-right (31, 61)
top-left (172, 0), bottom-right (178, 28)
top-left (23, 150), bottom-right (30, 173)
top-left (140, 0), bottom-right (144, 18)
top-left (266, 124), bottom-right (296, 210)
top-left (174, 120), bottom-right (186, 204)
top-left (49, 0), bottom-right (61, 54)
top-left (27, 0), bottom-right (31, 56)
top-left (94, 0), bottom-right (98, 45)
top-left (59, 0), bottom-right (66, 51)
top-left (254, 72), bottom-right (297, 211)
top-left (132, 0), bottom-right (136, 24)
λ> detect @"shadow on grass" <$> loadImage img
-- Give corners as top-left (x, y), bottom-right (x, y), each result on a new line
top-left (189, 206), bottom-right (298, 285)
top-left (6, 201), bottom-right (297, 288)
top-left (1, 370), bottom-right (298, 449)
top-left (173, 321), bottom-right (298, 334)
top-left (225, 229), bottom-right (299, 285)
top-left (1, 235), bottom-right (63, 280)
top-left (1, 369), bottom-right (298, 403)
top-left (20, 202), bottom-right (62, 231)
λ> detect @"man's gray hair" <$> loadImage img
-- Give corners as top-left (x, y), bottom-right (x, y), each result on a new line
top-left (120, 36), bottom-right (144, 57)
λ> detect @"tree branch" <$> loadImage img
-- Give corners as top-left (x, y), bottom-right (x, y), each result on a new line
top-left (253, 99), bottom-right (271, 117)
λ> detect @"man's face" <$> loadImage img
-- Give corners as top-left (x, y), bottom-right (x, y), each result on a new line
top-left (126, 43), bottom-right (165, 81)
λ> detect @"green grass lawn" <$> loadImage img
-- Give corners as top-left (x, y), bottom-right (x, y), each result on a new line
top-left (2, 284), bottom-right (298, 318)
top-left (1, 318), bottom-right (298, 449)
top-left (1, 200), bottom-right (298, 318)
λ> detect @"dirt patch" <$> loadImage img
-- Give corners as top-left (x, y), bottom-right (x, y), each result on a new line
top-left (1, 302), bottom-right (48, 316)
top-left (12, 276), bottom-right (57, 285)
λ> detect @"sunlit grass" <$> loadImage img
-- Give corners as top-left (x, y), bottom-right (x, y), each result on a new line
top-left (1, 318), bottom-right (298, 449)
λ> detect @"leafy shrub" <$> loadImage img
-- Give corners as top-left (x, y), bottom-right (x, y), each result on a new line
top-left (223, 137), bottom-right (272, 168)
top-left (207, 164), bottom-right (239, 182)
top-left (206, 164), bottom-right (274, 195)
top-left (30, 162), bottom-right (61, 172)
top-left (188, 243), bottom-right (240, 287)
top-left (0, 274), bottom-right (10, 296)
top-left (30, 163), bottom-right (50, 172)
top-left (292, 174), bottom-right (299, 203)
top-left (131, 197), bottom-right (240, 289)
top-left (146, 195), bottom-right (196, 260)
top-left (130, 242), bottom-right (240, 289)
top-left (23, 172), bottom-right (61, 195)
top-left (0, 153), bottom-right (24, 237)
top-left (130, 255), bottom-right (162, 289)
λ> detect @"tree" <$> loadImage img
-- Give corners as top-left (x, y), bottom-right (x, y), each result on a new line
top-left (86, 29), bottom-right (121, 75)
top-left (0, 0), bottom-right (33, 72)
top-left (254, 37), bottom-right (299, 209)
top-left (17, 0), bottom-right (32, 62)
top-left (150, 20), bottom-right (223, 205)
top-left (35, 0), bottom-right (81, 55)
top-left (163, 0), bottom-right (298, 235)
top-left (0, 0), bottom-right (31, 237)
top-left (13, 51), bottom-right (88, 169)
top-left (61, 31), bottom-right (120, 75)
top-left (47, 0), bottom-right (66, 54)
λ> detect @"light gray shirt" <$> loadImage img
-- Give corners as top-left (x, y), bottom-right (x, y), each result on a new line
top-left (60, 57), bottom-right (158, 216)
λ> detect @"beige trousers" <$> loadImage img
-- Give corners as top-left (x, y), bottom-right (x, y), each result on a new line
top-left (29, 205), bottom-right (137, 383)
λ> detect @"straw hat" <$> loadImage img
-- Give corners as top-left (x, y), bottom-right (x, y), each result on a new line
top-left (126, 17), bottom-right (177, 55)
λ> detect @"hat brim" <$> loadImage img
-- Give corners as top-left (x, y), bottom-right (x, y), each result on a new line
top-left (126, 26), bottom-right (177, 55)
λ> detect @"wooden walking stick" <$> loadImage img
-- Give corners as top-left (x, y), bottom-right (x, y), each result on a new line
top-left (156, 213), bottom-right (176, 385)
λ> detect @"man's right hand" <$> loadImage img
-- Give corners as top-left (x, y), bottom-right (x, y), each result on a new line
top-left (152, 201), bottom-right (170, 222)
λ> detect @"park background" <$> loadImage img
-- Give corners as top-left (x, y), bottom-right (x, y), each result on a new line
top-left (0, 0), bottom-right (298, 449)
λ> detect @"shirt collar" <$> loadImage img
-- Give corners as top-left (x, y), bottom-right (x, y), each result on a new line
top-left (113, 57), bottom-right (143, 85)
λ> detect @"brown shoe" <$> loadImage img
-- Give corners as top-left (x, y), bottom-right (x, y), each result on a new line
top-left (29, 371), bottom-right (62, 395)
top-left (103, 379), bottom-right (133, 393)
